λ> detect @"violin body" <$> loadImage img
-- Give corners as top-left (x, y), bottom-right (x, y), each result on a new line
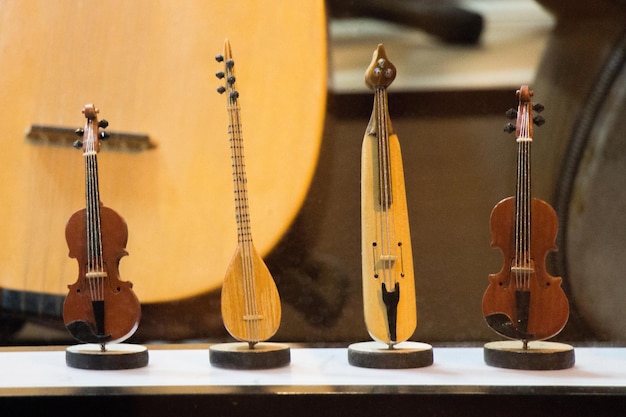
top-left (220, 243), bottom-right (281, 343)
top-left (63, 205), bottom-right (140, 344)
top-left (361, 130), bottom-right (417, 344)
top-left (482, 196), bottom-right (569, 341)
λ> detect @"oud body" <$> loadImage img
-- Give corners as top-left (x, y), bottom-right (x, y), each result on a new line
top-left (361, 45), bottom-right (416, 346)
top-left (0, 1), bottom-right (326, 318)
top-left (217, 40), bottom-right (281, 345)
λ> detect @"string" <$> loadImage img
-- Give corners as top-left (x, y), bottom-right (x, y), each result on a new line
top-left (515, 102), bottom-right (532, 291)
top-left (375, 87), bottom-right (398, 292)
top-left (227, 85), bottom-right (260, 343)
top-left (84, 118), bottom-right (105, 304)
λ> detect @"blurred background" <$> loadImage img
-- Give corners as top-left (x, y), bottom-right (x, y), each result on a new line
top-left (1, 0), bottom-right (625, 347)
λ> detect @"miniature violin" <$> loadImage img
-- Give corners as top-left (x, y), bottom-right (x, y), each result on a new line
top-left (63, 105), bottom-right (141, 349)
top-left (361, 44), bottom-right (417, 347)
top-left (216, 40), bottom-right (281, 347)
top-left (482, 86), bottom-right (569, 347)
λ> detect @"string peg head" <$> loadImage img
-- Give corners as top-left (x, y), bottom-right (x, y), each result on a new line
top-left (533, 115), bottom-right (545, 126)
top-left (99, 131), bottom-right (110, 140)
top-left (532, 103), bottom-right (545, 113)
top-left (217, 86), bottom-right (226, 94)
top-left (504, 123), bottom-right (516, 133)
top-left (215, 71), bottom-right (225, 79)
top-left (74, 128), bottom-right (84, 137)
top-left (505, 108), bottom-right (517, 119)
top-left (229, 91), bottom-right (239, 100)
top-left (98, 119), bottom-right (109, 129)
top-left (72, 140), bottom-right (83, 149)
top-left (215, 54), bottom-right (224, 62)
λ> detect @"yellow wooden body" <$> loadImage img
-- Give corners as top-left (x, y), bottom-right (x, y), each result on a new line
top-left (220, 243), bottom-right (281, 343)
top-left (361, 132), bottom-right (417, 345)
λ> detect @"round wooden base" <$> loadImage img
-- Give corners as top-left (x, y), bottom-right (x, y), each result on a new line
top-left (348, 341), bottom-right (434, 369)
top-left (484, 340), bottom-right (575, 370)
top-left (209, 342), bottom-right (291, 369)
top-left (66, 343), bottom-right (149, 370)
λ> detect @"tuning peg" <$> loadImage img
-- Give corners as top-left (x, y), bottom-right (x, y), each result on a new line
top-left (215, 54), bottom-right (224, 62)
top-left (227, 75), bottom-right (236, 85)
top-left (230, 91), bottom-right (239, 100)
top-left (74, 128), bottom-right (84, 137)
top-left (226, 59), bottom-right (234, 69)
top-left (72, 140), bottom-right (83, 149)
top-left (215, 71), bottom-right (225, 79)
top-left (533, 115), bottom-right (545, 126)
top-left (98, 119), bottom-right (109, 129)
top-left (533, 103), bottom-right (544, 113)
top-left (505, 108), bottom-right (517, 119)
top-left (504, 123), bottom-right (516, 133)
top-left (100, 131), bottom-right (110, 140)
top-left (217, 86), bottom-right (226, 94)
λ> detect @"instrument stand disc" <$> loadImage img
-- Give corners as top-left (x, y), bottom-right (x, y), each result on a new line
top-left (66, 343), bottom-right (149, 370)
top-left (348, 341), bottom-right (433, 369)
top-left (209, 342), bottom-right (290, 370)
top-left (484, 340), bottom-right (575, 370)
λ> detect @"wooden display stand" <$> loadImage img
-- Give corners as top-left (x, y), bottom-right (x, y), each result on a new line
top-left (66, 343), bottom-right (149, 370)
top-left (348, 341), bottom-right (433, 369)
top-left (483, 340), bottom-right (575, 370)
top-left (209, 342), bottom-right (290, 370)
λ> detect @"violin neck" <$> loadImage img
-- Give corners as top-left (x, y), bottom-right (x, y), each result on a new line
top-left (84, 139), bottom-right (105, 270)
top-left (227, 102), bottom-right (253, 246)
top-left (514, 101), bottom-right (533, 259)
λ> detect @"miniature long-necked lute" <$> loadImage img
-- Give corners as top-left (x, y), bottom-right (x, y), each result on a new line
top-left (215, 40), bottom-right (281, 348)
top-left (482, 86), bottom-right (569, 349)
top-left (361, 44), bottom-right (416, 348)
top-left (63, 105), bottom-right (141, 351)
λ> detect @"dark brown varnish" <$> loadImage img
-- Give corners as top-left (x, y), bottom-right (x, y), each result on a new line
top-left (62, 105), bottom-right (140, 346)
top-left (482, 86), bottom-right (569, 344)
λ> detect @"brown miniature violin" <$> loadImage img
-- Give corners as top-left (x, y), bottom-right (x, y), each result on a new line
top-left (215, 40), bottom-right (282, 347)
top-left (482, 86), bottom-right (569, 347)
top-left (63, 105), bottom-right (141, 349)
top-left (361, 44), bottom-right (416, 347)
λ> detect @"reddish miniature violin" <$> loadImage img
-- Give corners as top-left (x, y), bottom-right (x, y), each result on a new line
top-left (482, 86), bottom-right (569, 347)
top-left (63, 105), bottom-right (141, 349)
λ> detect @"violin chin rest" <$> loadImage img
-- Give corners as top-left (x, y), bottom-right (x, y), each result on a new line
top-left (484, 313), bottom-right (533, 340)
top-left (65, 320), bottom-right (112, 344)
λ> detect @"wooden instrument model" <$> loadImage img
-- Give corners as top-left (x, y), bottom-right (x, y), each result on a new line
top-left (63, 105), bottom-right (141, 350)
top-left (215, 40), bottom-right (281, 347)
top-left (361, 44), bottom-right (417, 347)
top-left (482, 86), bottom-right (569, 348)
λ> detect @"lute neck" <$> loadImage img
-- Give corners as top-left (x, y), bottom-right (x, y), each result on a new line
top-left (227, 100), bottom-right (253, 246)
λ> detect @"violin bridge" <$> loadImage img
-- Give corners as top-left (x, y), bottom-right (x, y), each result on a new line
top-left (510, 266), bottom-right (534, 274)
top-left (243, 314), bottom-right (263, 321)
top-left (85, 271), bottom-right (108, 279)
top-left (377, 255), bottom-right (397, 269)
